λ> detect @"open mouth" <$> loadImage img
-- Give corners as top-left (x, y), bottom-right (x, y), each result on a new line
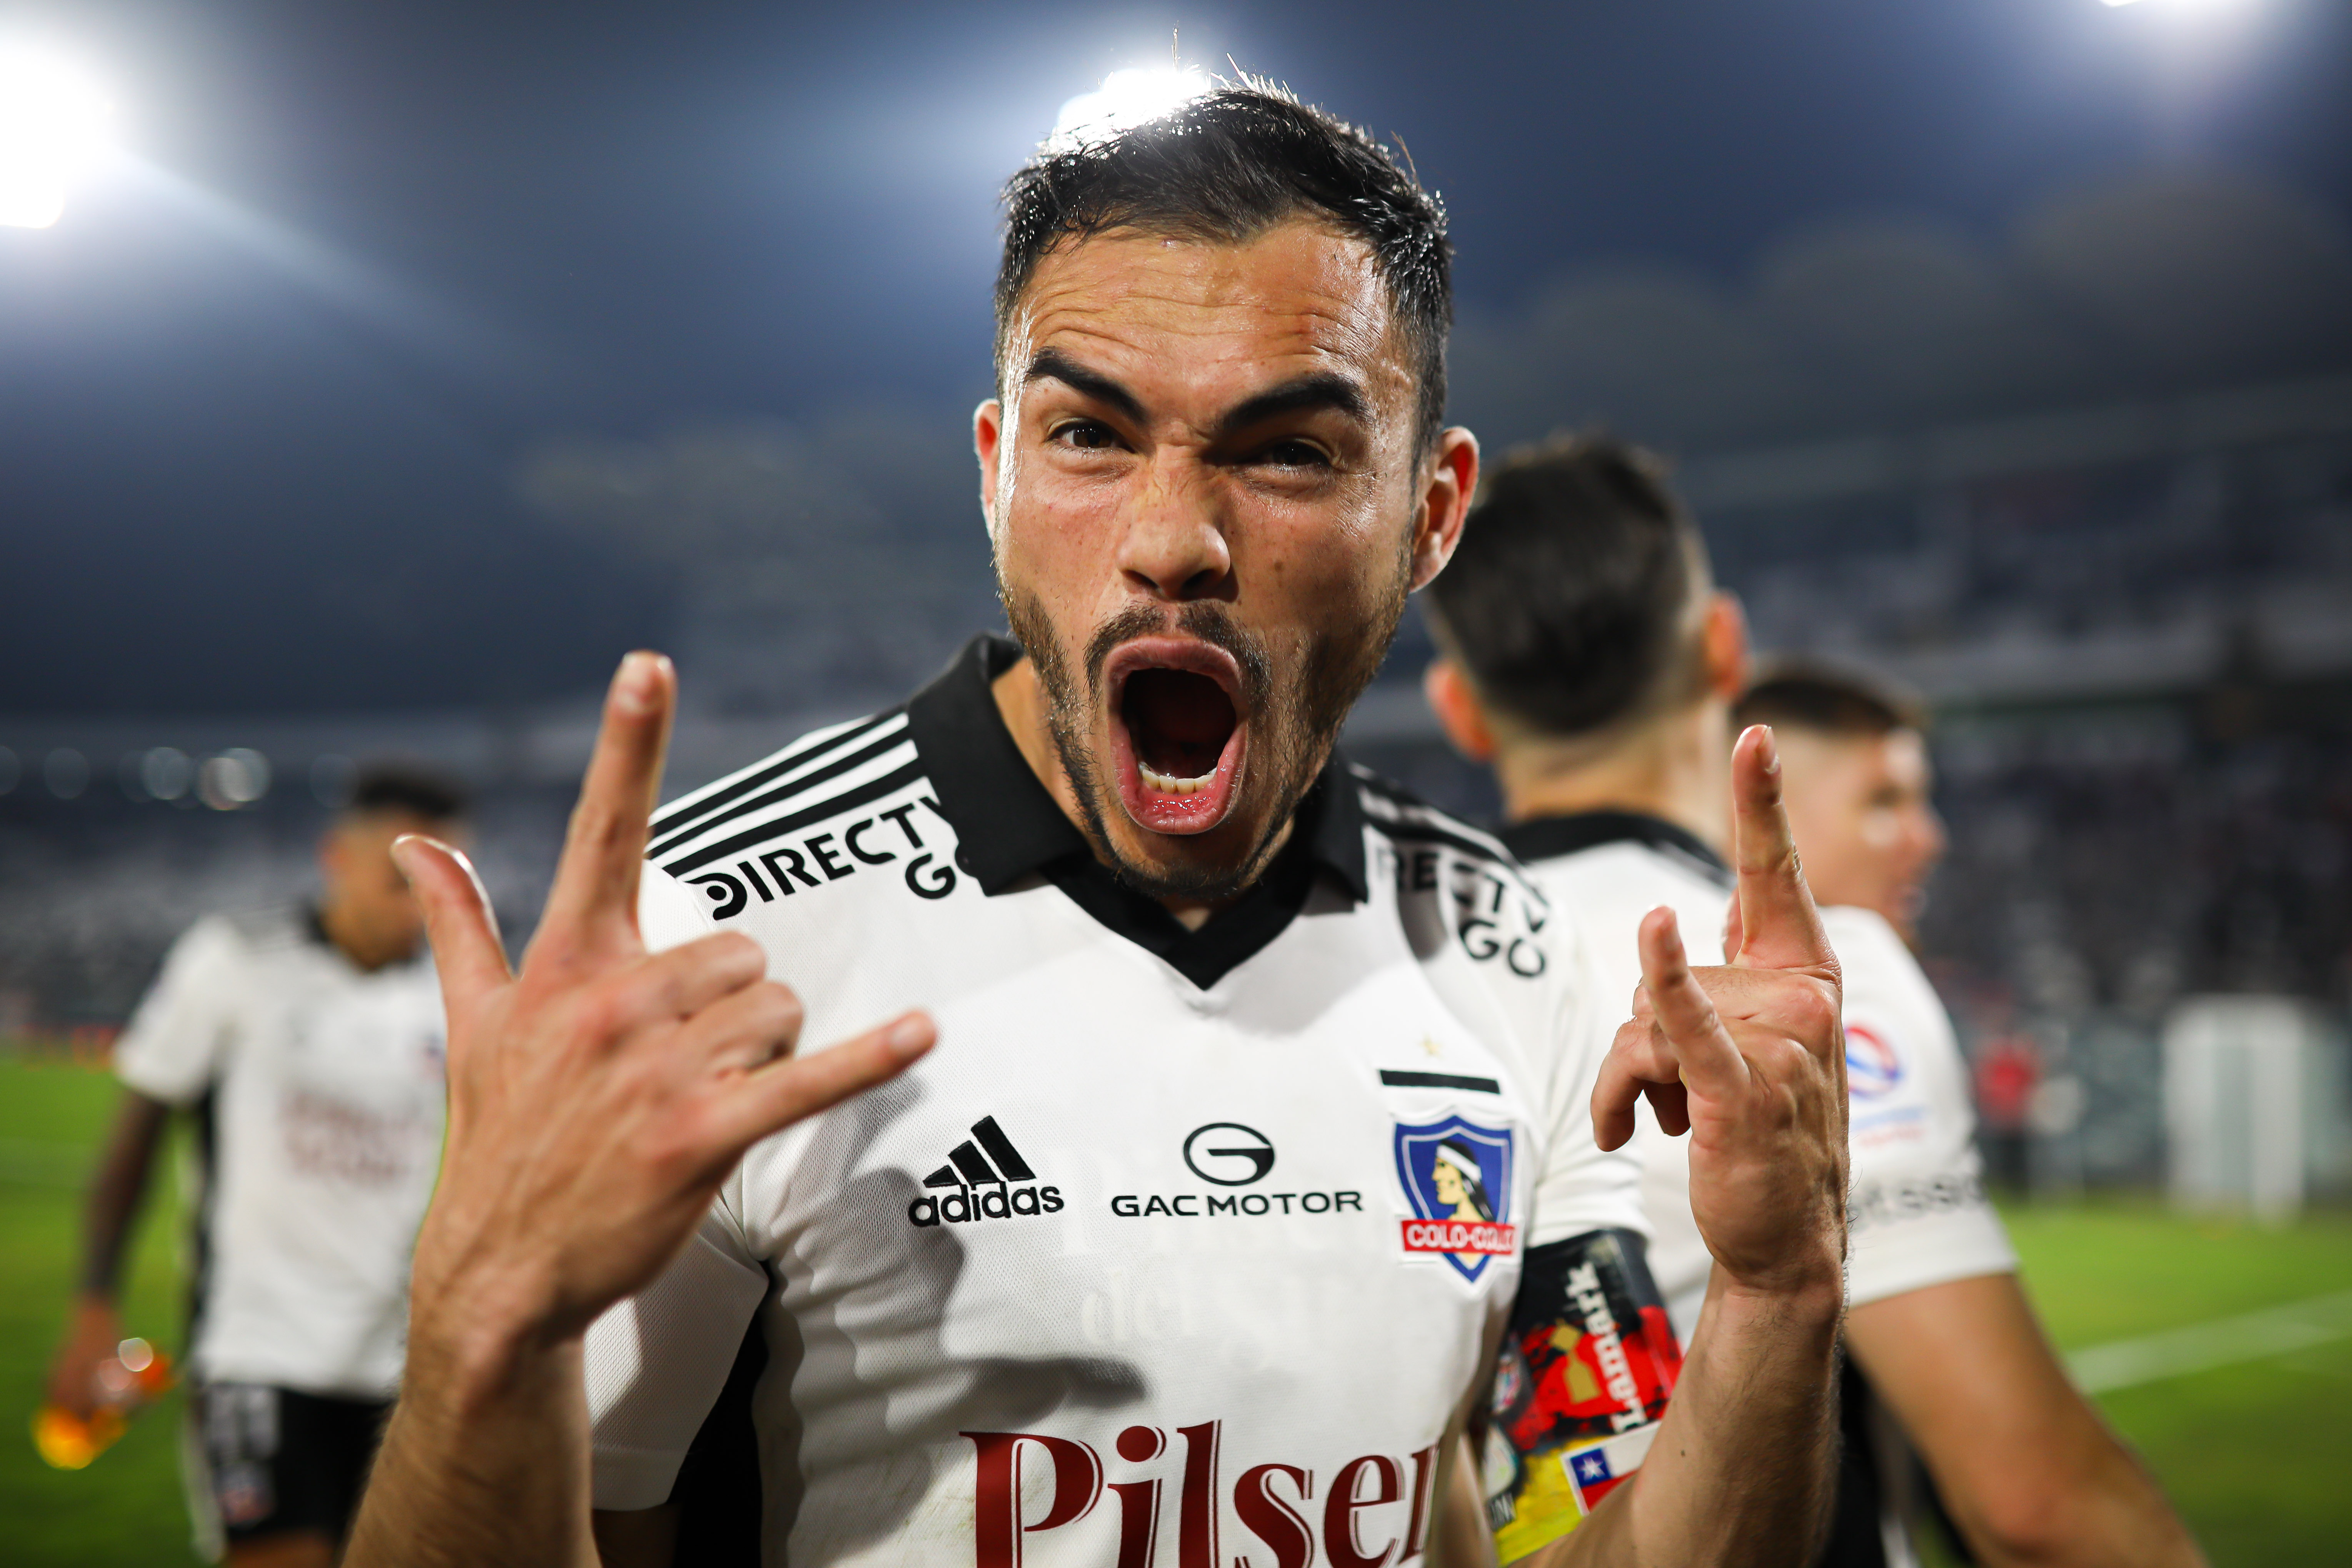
top-left (1106, 641), bottom-right (1247, 836)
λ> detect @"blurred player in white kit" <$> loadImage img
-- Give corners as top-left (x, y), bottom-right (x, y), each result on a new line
top-left (1424, 435), bottom-right (2203, 1568)
top-left (50, 763), bottom-right (467, 1567)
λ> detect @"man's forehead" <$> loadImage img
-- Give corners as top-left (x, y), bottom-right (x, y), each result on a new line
top-left (1009, 220), bottom-right (1407, 400)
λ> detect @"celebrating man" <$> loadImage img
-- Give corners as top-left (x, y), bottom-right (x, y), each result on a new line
top-left (349, 85), bottom-right (1850, 1568)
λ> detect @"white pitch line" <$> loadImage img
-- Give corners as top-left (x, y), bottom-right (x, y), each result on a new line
top-left (2067, 1288), bottom-right (2352, 1394)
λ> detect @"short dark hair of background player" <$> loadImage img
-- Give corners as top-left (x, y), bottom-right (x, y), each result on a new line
top-left (996, 80), bottom-right (1454, 454)
top-left (1734, 663), bottom-right (1928, 741)
top-left (344, 760), bottom-right (471, 825)
top-left (1425, 432), bottom-right (1712, 740)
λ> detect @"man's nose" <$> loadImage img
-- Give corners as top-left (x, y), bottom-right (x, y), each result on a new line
top-left (1115, 462), bottom-right (1233, 602)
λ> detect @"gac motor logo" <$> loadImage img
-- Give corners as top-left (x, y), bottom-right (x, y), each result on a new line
top-left (1114, 1123), bottom-right (1362, 1220)
top-left (962, 1420), bottom-right (1441, 1568)
top-left (1182, 1123), bottom-right (1275, 1185)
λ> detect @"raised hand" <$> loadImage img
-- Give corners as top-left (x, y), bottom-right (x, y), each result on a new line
top-left (1593, 724), bottom-right (1847, 1297)
top-left (393, 652), bottom-right (936, 1350)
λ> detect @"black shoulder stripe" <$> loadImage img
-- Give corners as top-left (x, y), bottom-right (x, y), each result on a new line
top-left (650, 721), bottom-right (912, 860)
top-left (649, 710), bottom-right (904, 845)
top-left (659, 758), bottom-right (928, 877)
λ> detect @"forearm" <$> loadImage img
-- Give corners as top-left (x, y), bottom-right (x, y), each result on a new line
top-left (1552, 1274), bottom-right (1842, 1568)
top-left (77, 1093), bottom-right (170, 1299)
top-left (1847, 1277), bottom-right (2204, 1568)
top-left (1943, 1435), bottom-right (2204, 1568)
top-left (345, 1316), bottom-right (599, 1568)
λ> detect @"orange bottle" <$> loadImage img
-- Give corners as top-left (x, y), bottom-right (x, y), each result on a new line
top-left (32, 1337), bottom-right (176, 1470)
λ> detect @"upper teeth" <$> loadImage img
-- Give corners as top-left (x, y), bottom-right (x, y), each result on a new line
top-left (1140, 763), bottom-right (1214, 796)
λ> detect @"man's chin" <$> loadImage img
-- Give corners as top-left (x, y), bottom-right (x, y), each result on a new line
top-left (1095, 800), bottom-right (1283, 906)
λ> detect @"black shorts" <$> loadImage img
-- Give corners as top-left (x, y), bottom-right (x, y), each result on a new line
top-left (194, 1382), bottom-right (391, 1544)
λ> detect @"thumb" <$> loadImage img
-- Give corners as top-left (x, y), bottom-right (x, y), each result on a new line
top-left (393, 835), bottom-right (512, 1018)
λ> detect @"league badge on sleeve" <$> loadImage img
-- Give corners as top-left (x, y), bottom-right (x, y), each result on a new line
top-left (1844, 1021), bottom-right (1904, 1100)
top-left (1393, 1116), bottom-right (1516, 1281)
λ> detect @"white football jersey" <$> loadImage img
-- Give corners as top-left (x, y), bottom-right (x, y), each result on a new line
top-left (1499, 815), bottom-right (2016, 1345)
top-left (111, 908), bottom-right (447, 1398)
top-left (585, 637), bottom-right (1644, 1567)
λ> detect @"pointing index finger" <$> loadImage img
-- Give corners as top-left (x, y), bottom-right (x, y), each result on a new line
top-left (1729, 725), bottom-right (1835, 975)
top-left (534, 651), bottom-right (676, 969)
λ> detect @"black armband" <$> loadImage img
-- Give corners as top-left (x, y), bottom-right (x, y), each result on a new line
top-left (1483, 1228), bottom-right (1682, 1561)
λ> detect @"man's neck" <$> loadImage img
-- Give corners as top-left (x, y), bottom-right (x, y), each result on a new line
top-left (989, 654), bottom-right (1262, 931)
top-left (1495, 699), bottom-right (1732, 856)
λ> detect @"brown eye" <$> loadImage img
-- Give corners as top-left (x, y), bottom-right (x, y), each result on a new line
top-left (1260, 440), bottom-right (1332, 470)
top-left (1053, 420), bottom-right (1120, 450)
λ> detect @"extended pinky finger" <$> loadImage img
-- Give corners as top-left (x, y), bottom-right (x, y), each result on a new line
top-left (717, 1012), bottom-right (937, 1148)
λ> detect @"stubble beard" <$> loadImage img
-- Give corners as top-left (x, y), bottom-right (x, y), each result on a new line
top-left (998, 538), bottom-right (1415, 906)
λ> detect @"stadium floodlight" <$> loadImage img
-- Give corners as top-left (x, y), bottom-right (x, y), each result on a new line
top-left (0, 41), bottom-right (117, 229)
top-left (1051, 65), bottom-right (1210, 149)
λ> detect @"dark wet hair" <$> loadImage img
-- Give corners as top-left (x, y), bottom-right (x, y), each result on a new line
top-left (347, 760), bottom-right (469, 823)
top-left (1426, 432), bottom-right (1707, 739)
top-left (997, 80), bottom-right (1453, 454)
top-left (1735, 662), bottom-right (1927, 738)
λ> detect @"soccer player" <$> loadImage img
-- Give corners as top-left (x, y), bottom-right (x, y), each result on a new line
top-left (346, 86), bottom-right (1856, 1568)
top-left (1423, 435), bottom-right (2203, 1567)
top-left (49, 763), bottom-right (468, 1567)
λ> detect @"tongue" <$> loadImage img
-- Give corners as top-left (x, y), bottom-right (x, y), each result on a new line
top-left (1127, 669), bottom-right (1234, 778)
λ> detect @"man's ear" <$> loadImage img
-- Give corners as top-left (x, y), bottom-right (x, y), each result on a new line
top-left (973, 399), bottom-right (1005, 538)
top-left (1702, 591), bottom-right (1751, 701)
top-left (1409, 427), bottom-right (1480, 592)
top-left (1423, 659), bottom-right (1498, 763)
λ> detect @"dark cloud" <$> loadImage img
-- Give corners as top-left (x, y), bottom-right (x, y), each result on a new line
top-left (1451, 171), bottom-right (2352, 454)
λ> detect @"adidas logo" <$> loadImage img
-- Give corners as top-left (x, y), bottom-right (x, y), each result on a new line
top-left (906, 1116), bottom-right (1065, 1227)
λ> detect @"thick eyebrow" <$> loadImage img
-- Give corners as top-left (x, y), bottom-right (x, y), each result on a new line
top-left (1215, 373), bottom-right (1370, 437)
top-left (1022, 351), bottom-right (1372, 440)
top-left (1023, 350), bottom-right (1146, 425)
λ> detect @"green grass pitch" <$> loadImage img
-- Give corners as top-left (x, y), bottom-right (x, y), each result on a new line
top-left (1, 1054), bottom-right (2346, 1563)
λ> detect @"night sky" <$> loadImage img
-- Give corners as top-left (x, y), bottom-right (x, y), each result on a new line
top-left (4, 0), bottom-right (2347, 715)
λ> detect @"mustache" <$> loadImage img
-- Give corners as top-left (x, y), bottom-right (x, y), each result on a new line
top-left (1081, 601), bottom-right (1272, 713)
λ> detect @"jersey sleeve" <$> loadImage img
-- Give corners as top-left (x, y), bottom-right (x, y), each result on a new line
top-left (1525, 926), bottom-right (1648, 1249)
top-left (111, 916), bottom-right (243, 1106)
top-left (585, 1175), bottom-right (771, 1510)
top-left (1824, 907), bottom-right (2017, 1306)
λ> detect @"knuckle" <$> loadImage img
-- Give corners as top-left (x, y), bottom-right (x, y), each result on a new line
top-left (573, 982), bottom-right (635, 1044)
top-left (755, 982), bottom-right (805, 1039)
top-left (1789, 985), bottom-right (1839, 1041)
top-left (708, 930), bottom-right (767, 975)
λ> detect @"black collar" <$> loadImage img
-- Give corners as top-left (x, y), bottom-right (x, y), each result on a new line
top-left (904, 634), bottom-right (1368, 987)
top-left (1497, 810), bottom-right (1732, 888)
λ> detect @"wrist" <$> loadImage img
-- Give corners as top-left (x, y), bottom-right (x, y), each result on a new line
top-left (1718, 1267), bottom-right (1845, 1328)
top-left (407, 1252), bottom-right (581, 1416)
